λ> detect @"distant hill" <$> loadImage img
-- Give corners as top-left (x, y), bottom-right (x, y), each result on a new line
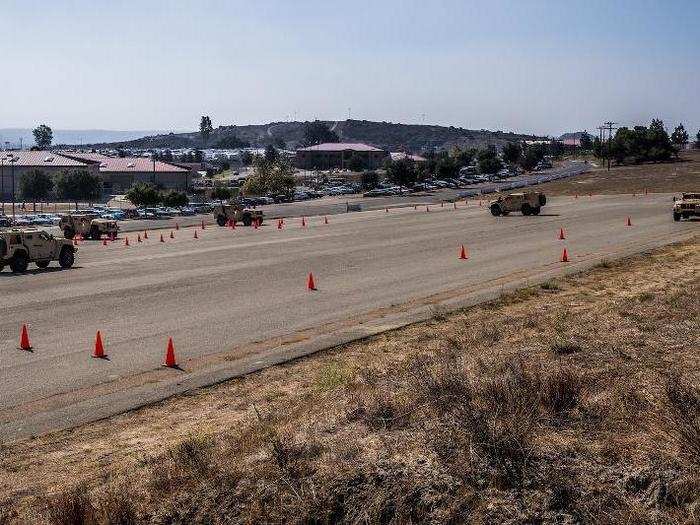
top-left (0, 128), bottom-right (170, 148)
top-left (84, 120), bottom-right (544, 152)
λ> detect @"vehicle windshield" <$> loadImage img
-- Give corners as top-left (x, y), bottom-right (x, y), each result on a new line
top-left (682, 193), bottom-right (700, 200)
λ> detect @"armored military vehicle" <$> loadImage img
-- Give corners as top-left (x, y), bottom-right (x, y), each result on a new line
top-left (58, 213), bottom-right (119, 240)
top-left (673, 192), bottom-right (700, 221)
top-left (212, 202), bottom-right (264, 227)
top-left (489, 191), bottom-right (547, 216)
top-left (0, 228), bottom-right (76, 273)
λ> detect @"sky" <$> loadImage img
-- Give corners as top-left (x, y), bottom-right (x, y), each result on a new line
top-left (1, 0), bottom-right (698, 137)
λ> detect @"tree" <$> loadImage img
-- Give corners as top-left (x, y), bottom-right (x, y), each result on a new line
top-left (361, 171), bottom-right (379, 190)
top-left (19, 169), bottom-right (54, 211)
top-left (386, 158), bottom-right (417, 186)
top-left (301, 120), bottom-right (339, 147)
top-left (264, 144), bottom-right (279, 163)
top-left (125, 183), bottom-right (162, 208)
top-left (502, 142), bottom-right (522, 165)
top-left (696, 130), bottom-right (700, 148)
top-left (435, 155), bottom-right (459, 179)
top-left (199, 116), bottom-right (213, 147)
top-left (56, 170), bottom-right (103, 209)
top-left (32, 124), bottom-right (53, 149)
top-left (450, 147), bottom-right (477, 169)
top-left (162, 190), bottom-right (189, 208)
top-left (579, 132), bottom-right (593, 150)
top-left (214, 135), bottom-right (250, 149)
top-left (548, 140), bottom-right (564, 158)
top-left (671, 123), bottom-right (689, 150)
top-left (347, 153), bottom-right (366, 172)
top-left (210, 186), bottom-right (233, 203)
top-left (519, 144), bottom-right (546, 171)
top-left (477, 146), bottom-right (502, 174)
top-left (242, 157), bottom-right (296, 196)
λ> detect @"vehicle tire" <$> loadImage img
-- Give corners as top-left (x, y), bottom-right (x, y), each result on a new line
top-left (538, 194), bottom-right (547, 206)
top-left (257, 217), bottom-right (263, 226)
top-left (36, 260), bottom-right (50, 269)
top-left (10, 252), bottom-right (29, 273)
top-left (216, 215), bottom-right (227, 227)
top-left (673, 212), bottom-right (681, 222)
top-left (90, 226), bottom-right (101, 240)
top-left (490, 204), bottom-right (501, 216)
top-left (521, 203), bottom-right (532, 216)
top-left (531, 206), bottom-right (541, 215)
top-left (63, 227), bottom-right (75, 239)
top-left (58, 247), bottom-right (75, 269)
top-left (0, 263), bottom-right (4, 272)
top-left (682, 213), bottom-right (690, 220)
top-left (0, 238), bottom-right (6, 258)
top-left (242, 213), bottom-right (252, 226)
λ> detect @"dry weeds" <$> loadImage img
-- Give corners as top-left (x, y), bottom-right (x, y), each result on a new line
top-left (0, 238), bottom-right (697, 524)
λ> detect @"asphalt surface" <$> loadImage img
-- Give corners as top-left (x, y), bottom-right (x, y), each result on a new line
top-left (1, 191), bottom-right (694, 440)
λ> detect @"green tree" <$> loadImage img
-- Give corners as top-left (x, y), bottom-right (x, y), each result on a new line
top-left (162, 190), bottom-right (189, 208)
top-left (671, 123), bottom-right (689, 150)
top-left (435, 154), bottom-right (458, 179)
top-left (242, 157), bottom-right (296, 196)
top-left (519, 144), bottom-right (546, 171)
top-left (579, 132), bottom-right (593, 150)
top-left (361, 170), bottom-right (379, 189)
top-left (548, 140), bottom-right (564, 158)
top-left (347, 153), bottom-right (366, 172)
top-left (477, 146), bottom-right (502, 174)
top-left (199, 116), bottom-right (213, 147)
top-left (501, 142), bottom-right (522, 165)
top-left (211, 186), bottom-right (233, 203)
top-left (264, 144), bottom-right (278, 162)
top-left (32, 124), bottom-right (53, 149)
top-left (301, 120), bottom-right (340, 147)
top-left (386, 158), bottom-right (417, 187)
top-left (450, 146), bottom-right (477, 169)
top-left (19, 169), bottom-right (54, 211)
top-left (696, 130), bottom-right (700, 148)
top-left (56, 170), bottom-right (103, 209)
top-left (125, 183), bottom-right (162, 208)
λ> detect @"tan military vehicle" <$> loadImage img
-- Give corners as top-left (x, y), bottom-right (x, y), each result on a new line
top-left (673, 192), bottom-right (700, 221)
top-left (58, 213), bottom-right (119, 240)
top-left (489, 191), bottom-right (547, 216)
top-left (0, 228), bottom-right (76, 273)
top-left (212, 203), bottom-right (264, 227)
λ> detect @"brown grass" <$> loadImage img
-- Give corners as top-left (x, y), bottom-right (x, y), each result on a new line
top-left (0, 238), bottom-right (698, 524)
top-left (537, 150), bottom-right (700, 196)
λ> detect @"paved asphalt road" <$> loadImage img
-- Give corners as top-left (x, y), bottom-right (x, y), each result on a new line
top-left (1, 192), bottom-right (694, 439)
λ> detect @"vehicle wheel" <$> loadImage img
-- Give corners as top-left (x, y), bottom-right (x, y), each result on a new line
top-left (0, 263), bottom-right (4, 272)
top-left (0, 238), bottom-right (6, 258)
top-left (63, 227), bottom-right (75, 239)
top-left (216, 215), bottom-right (227, 227)
top-left (256, 217), bottom-right (263, 226)
top-left (531, 206), bottom-right (541, 215)
top-left (538, 194), bottom-right (547, 206)
top-left (490, 204), bottom-right (501, 216)
top-left (242, 213), bottom-right (252, 226)
top-left (58, 247), bottom-right (75, 269)
top-left (10, 252), bottom-right (29, 273)
top-left (521, 203), bottom-right (532, 215)
top-left (36, 260), bottom-right (50, 269)
top-left (90, 226), bottom-right (101, 240)
top-left (673, 212), bottom-right (681, 222)
top-left (682, 213), bottom-right (690, 220)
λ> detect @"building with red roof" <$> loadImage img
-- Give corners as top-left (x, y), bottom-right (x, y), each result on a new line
top-left (295, 143), bottom-right (389, 170)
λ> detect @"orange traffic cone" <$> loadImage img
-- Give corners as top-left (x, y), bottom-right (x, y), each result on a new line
top-left (170, 230), bottom-right (175, 239)
top-left (414, 205), bottom-right (417, 210)
top-left (160, 233), bottom-right (165, 243)
top-left (175, 222), bottom-right (179, 231)
top-left (453, 202), bottom-right (457, 210)
top-left (324, 216), bottom-right (329, 224)
top-left (18, 324), bottom-right (32, 351)
top-left (479, 200), bottom-right (482, 207)
top-left (201, 220), bottom-right (205, 229)
top-left (385, 208), bottom-right (389, 213)
top-left (102, 238), bottom-right (108, 246)
top-left (163, 337), bottom-right (177, 368)
top-left (307, 272), bottom-right (317, 291)
top-left (253, 220), bottom-right (259, 229)
top-left (558, 227), bottom-right (566, 240)
top-left (143, 230), bottom-right (148, 239)
top-left (124, 236), bottom-right (130, 247)
top-left (92, 330), bottom-right (106, 358)
top-left (459, 245), bottom-right (469, 260)
top-left (137, 233), bottom-right (142, 243)
top-left (626, 216), bottom-right (632, 227)
top-left (561, 248), bottom-right (569, 263)
top-left (277, 219), bottom-right (283, 230)
top-left (193, 229), bottom-right (199, 239)
top-left (441, 202), bottom-right (444, 208)
top-left (426, 206), bottom-right (430, 212)
top-left (575, 194), bottom-right (578, 199)
top-left (302, 217), bottom-right (307, 227)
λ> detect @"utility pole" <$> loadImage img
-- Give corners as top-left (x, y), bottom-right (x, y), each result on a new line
top-left (602, 121), bottom-right (617, 171)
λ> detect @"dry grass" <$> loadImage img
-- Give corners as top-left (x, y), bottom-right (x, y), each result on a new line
top-left (538, 150), bottom-right (700, 196)
top-left (0, 238), bottom-right (698, 524)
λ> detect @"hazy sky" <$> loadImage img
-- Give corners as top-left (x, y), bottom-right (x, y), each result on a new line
top-left (1, 0), bottom-right (698, 136)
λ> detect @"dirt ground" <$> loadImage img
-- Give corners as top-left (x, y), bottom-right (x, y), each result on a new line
top-left (0, 236), bottom-right (698, 524)
top-left (537, 150), bottom-right (700, 196)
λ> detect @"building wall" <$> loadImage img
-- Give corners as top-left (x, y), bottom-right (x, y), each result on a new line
top-left (0, 164), bottom-right (100, 201)
top-left (101, 171), bottom-right (191, 193)
top-left (296, 150), bottom-right (389, 170)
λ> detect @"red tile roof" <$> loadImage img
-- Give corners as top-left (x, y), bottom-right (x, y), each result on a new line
top-left (297, 143), bottom-right (385, 152)
top-left (61, 152), bottom-right (188, 173)
top-left (0, 151), bottom-right (89, 167)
